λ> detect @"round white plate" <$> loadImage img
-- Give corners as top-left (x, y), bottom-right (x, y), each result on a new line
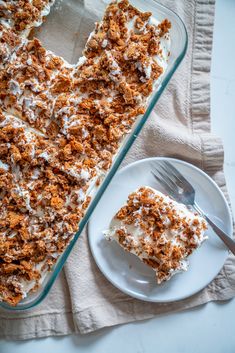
top-left (88, 157), bottom-right (233, 302)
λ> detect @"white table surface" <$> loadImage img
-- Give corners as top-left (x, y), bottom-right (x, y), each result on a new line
top-left (1, 0), bottom-right (235, 352)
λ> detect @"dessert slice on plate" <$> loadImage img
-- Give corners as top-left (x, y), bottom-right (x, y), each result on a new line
top-left (105, 186), bottom-right (207, 284)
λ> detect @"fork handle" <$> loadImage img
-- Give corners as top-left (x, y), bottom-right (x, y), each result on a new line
top-left (193, 203), bottom-right (235, 255)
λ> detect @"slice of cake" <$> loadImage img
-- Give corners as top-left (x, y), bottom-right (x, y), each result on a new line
top-left (105, 186), bottom-right (207, 283)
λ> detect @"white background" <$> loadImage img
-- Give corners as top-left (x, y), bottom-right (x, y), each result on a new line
top-left (1, 0), bottom-right (235, 352)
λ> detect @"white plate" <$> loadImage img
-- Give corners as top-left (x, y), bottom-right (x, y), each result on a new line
top-left (88, 157), bottom-right (233, 302)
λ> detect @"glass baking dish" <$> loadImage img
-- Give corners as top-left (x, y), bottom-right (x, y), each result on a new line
top-left (0, 0), bottom-right (187, 310)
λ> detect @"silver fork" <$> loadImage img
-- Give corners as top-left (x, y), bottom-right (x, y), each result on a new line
top-left (151, 160), bottom-right (235, 255)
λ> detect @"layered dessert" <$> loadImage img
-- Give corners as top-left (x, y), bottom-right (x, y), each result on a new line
top-left (0, 0), bottom-right (171, 305)
top-left (105, 187), bottom-right (207, 283)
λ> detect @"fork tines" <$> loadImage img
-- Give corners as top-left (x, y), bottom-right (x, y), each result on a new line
top-left (151, 160), bottom-right (194, 201)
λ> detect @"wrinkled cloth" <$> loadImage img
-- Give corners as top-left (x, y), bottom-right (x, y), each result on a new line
top-left (1, 0), bottom-right (235, 341)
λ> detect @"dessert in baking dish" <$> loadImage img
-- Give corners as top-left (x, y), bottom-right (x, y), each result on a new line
top-left (105, 186), bottom-right (207, 283)
top-left (0, 0), bottom-right (171, 305)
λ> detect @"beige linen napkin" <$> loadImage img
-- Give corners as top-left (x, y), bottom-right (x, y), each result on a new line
top-left (1, 0), bottom-right (235, 340)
